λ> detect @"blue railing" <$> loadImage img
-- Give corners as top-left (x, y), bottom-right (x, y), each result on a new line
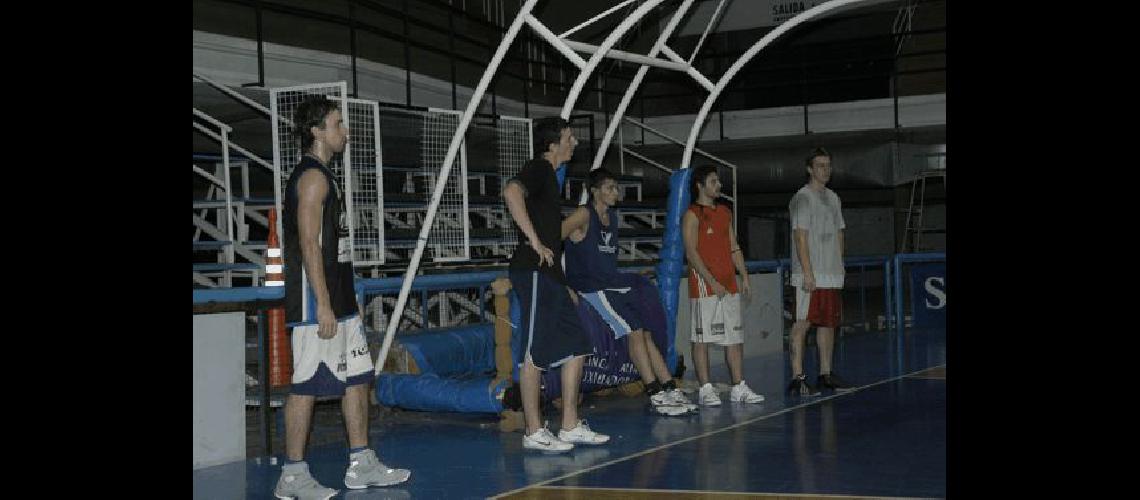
top-left (193, 254), bottom-right (912, 328)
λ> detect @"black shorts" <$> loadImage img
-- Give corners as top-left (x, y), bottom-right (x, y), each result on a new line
top-left (510, 269), bottom-right (593, 370)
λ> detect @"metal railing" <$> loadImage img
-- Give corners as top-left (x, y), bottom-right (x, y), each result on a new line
top-left (192, 108), bottom-right (236, 287)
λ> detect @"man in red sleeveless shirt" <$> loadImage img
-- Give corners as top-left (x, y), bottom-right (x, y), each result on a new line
top-left (682, 165), bottom-right (765, 406)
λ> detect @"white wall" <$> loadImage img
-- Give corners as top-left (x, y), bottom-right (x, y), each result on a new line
top-left (622, 95), bottom-right (945, 146)
top-left (193, 312), bottom-right (246, 469)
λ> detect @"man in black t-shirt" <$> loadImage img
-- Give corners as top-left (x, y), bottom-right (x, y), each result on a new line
top-left (503, 117), bottom-right (610, 452)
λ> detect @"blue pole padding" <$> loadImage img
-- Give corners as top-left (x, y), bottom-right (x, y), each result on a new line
top-left (654, 168), bottom-right (693, 373)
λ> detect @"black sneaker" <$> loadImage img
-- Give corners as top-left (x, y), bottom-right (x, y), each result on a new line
top-left (787, 375), bottom-right (820, 396)
top-left (817, 373), bottom-right (853, 392)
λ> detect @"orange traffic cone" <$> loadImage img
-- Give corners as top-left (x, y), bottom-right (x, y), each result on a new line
top-left (265, 209), bottom-right (291, 388)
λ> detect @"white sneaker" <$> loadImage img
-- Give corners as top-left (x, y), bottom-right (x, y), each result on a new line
top-left (523, 425), bottom-right (574, 452)
top-left (730, 380), bottom-right (765, 403)
top-left (649, 390), bottom-right (673, 407)
top-left (275, 464), bottom-right (338, 500)
top-left (698, 383), bottom-right (722, 406)
top-left (667, 389), bottom-right (699, 412)
top-left (648, 390), bottom-right (688, 416)
top-left (651, 401), bottom-right (691, 416)
top-left (558, 420), bottom-right (610, 445)
top-left (344, 449), bottom-right (411, 489)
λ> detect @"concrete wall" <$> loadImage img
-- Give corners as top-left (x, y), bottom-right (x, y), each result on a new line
top-left (193, 312), bottom-right (247, 469)
top-left (842, 207), bottom-right (896, 256)
top-left (746, 218), bottom-right (780, 260)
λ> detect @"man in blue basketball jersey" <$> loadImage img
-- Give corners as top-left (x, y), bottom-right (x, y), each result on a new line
top-left (562, 168), bottom-right (697, 416)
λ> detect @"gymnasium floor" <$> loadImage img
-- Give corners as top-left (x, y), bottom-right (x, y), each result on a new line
top-left (194, 324), bottom-right (945, 499)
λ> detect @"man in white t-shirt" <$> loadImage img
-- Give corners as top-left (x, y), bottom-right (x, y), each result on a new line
top-left (787, 148), bottom-right (853, 396)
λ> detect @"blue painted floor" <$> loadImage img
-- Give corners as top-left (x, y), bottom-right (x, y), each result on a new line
top-left (194, 326), bottom-right (945, 499)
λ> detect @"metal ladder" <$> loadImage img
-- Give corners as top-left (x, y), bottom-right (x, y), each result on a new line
top-left (899, 169), bottom-right (945, 253)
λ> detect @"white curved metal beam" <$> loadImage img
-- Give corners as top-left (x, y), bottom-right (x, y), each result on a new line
top-left (564, 41), bottom-right (689, 73)
top-left (559, 0), bottom-right (672, 119)
top-left (374, 0), bottom-right (541, 377)
top-left (681, 0), bottom-right (894, 168)
top-left (660, 46), bottom-right (714, 91)
top-left (688, 0), bottom-right (730, 64)
top-left (526, 15), bottom-right (587, 69)
top-left (588, 0), bottom-right (698, 171)
top-left (559, 0), bottom-right (639, 39)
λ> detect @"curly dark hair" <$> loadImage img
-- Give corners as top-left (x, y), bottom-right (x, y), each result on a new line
top-left (292, 95), bottom-right (340, 152)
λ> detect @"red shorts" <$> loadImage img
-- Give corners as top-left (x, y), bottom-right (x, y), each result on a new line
top-left (807, 289), bottom-right (842, 328)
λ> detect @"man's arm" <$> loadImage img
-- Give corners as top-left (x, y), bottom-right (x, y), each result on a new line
top-left (296, 169), bottom-right (338, 339)
top-left (794, 229), bottom-right (815, 291)
top-left (683, 211), bottom-right (726, 298)
top-left (562, 206), bottom-right (590, 242)
top-left (502, 180), bottom-right (553, 266)
top-left (790, 194), bottom-right (816, 291)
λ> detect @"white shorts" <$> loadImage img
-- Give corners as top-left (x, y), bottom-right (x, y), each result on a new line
top-left (795, 286), bottom-right (812, 321)
top-left (290, 315), bottom-right (374, 396)
top-left (690, 293), bottom-right (743, 346)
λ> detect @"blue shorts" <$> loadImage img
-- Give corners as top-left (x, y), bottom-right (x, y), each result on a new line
top-left (579, 287), bottom-right (647, 339)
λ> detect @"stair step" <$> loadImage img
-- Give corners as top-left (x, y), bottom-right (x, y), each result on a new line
top-left (193, 240), bottom-right (268, 250)
top-left (192, 197), bottom-right (276, 208)
top-left (193, 262), bottom-right (261, 272)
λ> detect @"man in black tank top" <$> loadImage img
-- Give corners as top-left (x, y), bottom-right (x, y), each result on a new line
top-left (275, 96), bottom-right (409, 499)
